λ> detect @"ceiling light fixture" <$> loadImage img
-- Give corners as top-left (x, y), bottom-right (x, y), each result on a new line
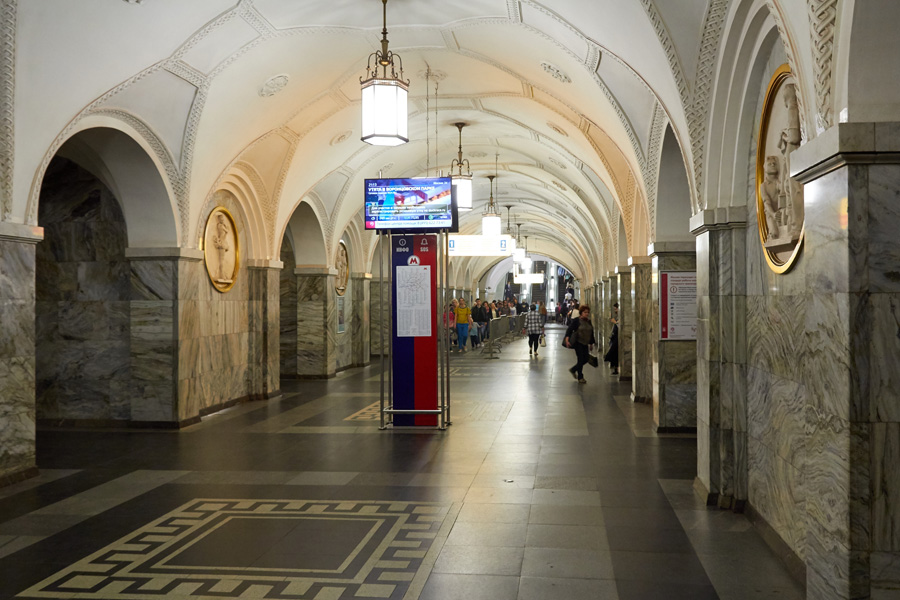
top-left (482, 175), bottom-right (501, 237)
top-left (450, 122), bottom-right (473, 211)
top-left (360, 0), bottom-right (409, 146)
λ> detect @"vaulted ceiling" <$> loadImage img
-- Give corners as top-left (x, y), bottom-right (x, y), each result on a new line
top-left (14, 0), bottom-right (718, 282)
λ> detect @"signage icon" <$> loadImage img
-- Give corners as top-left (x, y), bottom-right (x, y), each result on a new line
top-left (408, 256), bottom-right (420, 265)
top-left (398, 238), bottom-right (407, 246)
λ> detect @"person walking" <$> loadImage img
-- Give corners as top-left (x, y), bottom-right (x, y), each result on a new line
top-left (564, 304), bottom-right (595, 383)
top-left (539, 301), bottom-right (547, 325)
top-left (455, 298), bottom-right (471, 353)
top-left (524, 303), bottom-right (544, 356)
top-left (604, 303), bottom-right (620, 374)
top-left (474, 298), bottom-right (488, 345)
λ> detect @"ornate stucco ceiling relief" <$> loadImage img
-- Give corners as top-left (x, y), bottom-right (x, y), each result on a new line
top-left (808, 0), bottom-right (838, 130)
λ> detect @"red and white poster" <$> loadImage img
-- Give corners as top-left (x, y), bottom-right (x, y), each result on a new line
top-left (659, 271), bottom-right (697, 340)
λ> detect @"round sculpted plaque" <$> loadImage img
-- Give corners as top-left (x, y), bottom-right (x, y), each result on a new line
top-left (203, 207), bottom-right (240, 293)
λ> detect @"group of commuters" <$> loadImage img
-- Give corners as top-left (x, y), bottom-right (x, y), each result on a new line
top-left (445, 297), bottom-right (547, 352)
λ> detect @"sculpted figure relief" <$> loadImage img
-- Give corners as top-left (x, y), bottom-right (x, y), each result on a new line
top-left (756, 66), bottom-right (804, 273)
top-left (203, 207), bottom-right (239, 292)
top-left (779, 83), bottom-right (803, 237)
top-left (212, 214), bottom-right (232, 284)
top-left (335, 243), bottom-right (349, 296)
top-left (759, 156), bottom-right (782, 241)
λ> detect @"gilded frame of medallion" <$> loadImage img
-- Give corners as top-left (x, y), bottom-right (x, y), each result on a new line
top-left (756, 64), bottom-right (804, 274)
top-left (203, 206), bottom-right (240, 293)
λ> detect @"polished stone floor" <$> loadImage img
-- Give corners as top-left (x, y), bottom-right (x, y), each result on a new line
top-left (0, 325), bottom-right (804, 599)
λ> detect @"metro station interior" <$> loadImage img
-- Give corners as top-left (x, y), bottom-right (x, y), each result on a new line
top-left (1, 1), bottom-right (899, 599)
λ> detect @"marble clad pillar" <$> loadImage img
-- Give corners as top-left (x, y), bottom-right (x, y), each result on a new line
top-left (649, 243), bottom-right (696, 432)
top-left (351, 273), bottom-right (371, 367)
top-left (631, 259), bottom-right (653, 403)
top-left (127, 250), bottom-right (192, 423)
top-left (294, 267), bottom-right (337, 378)
top-left (603, 274), bottom-right (618, 354)
top-left (370, 278), bottom-right (391, 357)
top-left (691, 209), bottom-right (748, 510)
top-left (616, 265), bottom-right (633, 381)
top-left (248, 262), bottom-right (282, 400)
top-left (0, 223), bottom-right (42, 485)
top-left (789, 123), bottom-right (900, 599)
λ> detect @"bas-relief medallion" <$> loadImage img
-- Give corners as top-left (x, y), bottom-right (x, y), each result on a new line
top-left (203, 207), bottom-right (239, 293)
top-left (335, 241), bottom-right (349, 297)
top-left (757, 64), bottom-right (804, 274)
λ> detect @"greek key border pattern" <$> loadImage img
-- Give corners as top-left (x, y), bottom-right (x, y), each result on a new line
top-left (20, 498), bottom-right (451, 600)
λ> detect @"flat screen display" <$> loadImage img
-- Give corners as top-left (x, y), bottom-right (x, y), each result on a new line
top-left (365, 177), bottom-right (457, 232)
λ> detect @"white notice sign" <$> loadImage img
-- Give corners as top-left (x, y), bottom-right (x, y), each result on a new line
top-left (396, 265), bottom-right (432, 337)
top-left (659, 271), bottom-right (697, 340)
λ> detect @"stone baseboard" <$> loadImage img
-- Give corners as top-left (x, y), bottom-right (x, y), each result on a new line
top-left (630, 393), bottom-right (651, 404)
top-left (745, 502), bottom-right (807, 589)
top-left (0, 466), bottom-right (39, 489)
top-left (654, 426), bottom-right (697, 434)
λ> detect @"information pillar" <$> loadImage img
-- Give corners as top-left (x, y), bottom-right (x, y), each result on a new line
top-left (391, 234), bottom-right (438, 426)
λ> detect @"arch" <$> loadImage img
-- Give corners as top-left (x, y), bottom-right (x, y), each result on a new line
top-left (654, 125), bottom-right (694, 243)
top-left (283, 202), bottom-right (327, 267)
top-left (209, 164), bottom-right (269, 262)
top-left (44, 125), bottom-right (179, 248)
top-left (704, 0), bottom-right (792, 211)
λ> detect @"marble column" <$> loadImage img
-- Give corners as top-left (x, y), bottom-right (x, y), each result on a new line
top-left (649, 243), bottom-right (696, 432)
top-left (351, 273), bottom-right (371, 367)
top-left (248, 262), bottom-right (282, 400)
top-left (631, 259), bottom-right (653, 403)
top-left (691, 209), bottom-right (748, 510)
top-left (603, 274), bottom-right (617, 353)
top-left (616, 265), bottom-right (633, 381)
top-left (0, 223), bottom-right (41, 485)
top-left (370, 278), bottom-right (391, 357)
top-left (127, 251), bottom-right (185, 423)
top-left (789, 123), bottom-right (900, 599)
top-left (294, 268), bottom-right (337, 378)
top-left (601, 277), bottom-right (610, 324)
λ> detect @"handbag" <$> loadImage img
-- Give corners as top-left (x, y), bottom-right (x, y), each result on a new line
top-left (539, 334), bottom-right (546, 347)
top-left (588, 354), bottom-right (599, 368)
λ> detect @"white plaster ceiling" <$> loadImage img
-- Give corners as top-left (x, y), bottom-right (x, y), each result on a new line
top-left (14, 0), bottom-right (713, 281)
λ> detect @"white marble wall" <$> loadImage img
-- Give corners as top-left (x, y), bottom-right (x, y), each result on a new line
top-left (351, 274), bottom-right (371, 367)
top-left (35, 161), bottom-right (131, 422)
top-left (0, 234), bottom-right (38, 483)
top-left (650, 248), bottom-right (697, 432)
top-left (295, 271), bottom-right (337, 378)
top-left (336, 276), bottom-right (352, 371)
top-left (693, 215), bottom-right (749, 510)
top-left (631, 263), bottom-right (653, 403)
top-left (616, 267), bottom-right (633, 381)
top-left (247, 266), bottom-right (280, 399)
top-left (279, 237), bottom-right (297, 377)
top-left (789, 126), bottom-right (900, 598)
top-left (371, 279), bottom-right (391, 356)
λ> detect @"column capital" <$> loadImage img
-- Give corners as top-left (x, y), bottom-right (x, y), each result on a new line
top-left (689, 207), bottom-right (748, 236)
top-left (792, 122), bottom-right (900, 184)
top-left (247, 259), bottom-right (284, 269)
top-left (0, 222), bottom-right (42, 243)
top-left (351, 272), bottom-right (373, 280)
top-left (648, 242), bottom-right (694, 256)
top-left (125, 247), bottom-right (204, 261)
top-left (614, 264), bottom-right (630, 275)
top-left (629, 256), bottom-right (652, 265)
top-left (294, 266), bottom-right (337, 276)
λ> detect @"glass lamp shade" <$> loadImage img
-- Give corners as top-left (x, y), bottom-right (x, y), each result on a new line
top-left (522, 256), bottom-right (533, 269)
top-left (512, 247), bottom-right (526, 262)
top-left (361, 78), bottom-right (409, 146)
top-left (452, 174), bottom-right (473, 211)
top-left (482, 214), bottom-right (501, 237)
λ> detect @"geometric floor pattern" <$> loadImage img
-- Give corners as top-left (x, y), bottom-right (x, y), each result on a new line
top-left (19, 500), bottom-right (453, 600)
top-left (344, 402), bottom-right (383, 422)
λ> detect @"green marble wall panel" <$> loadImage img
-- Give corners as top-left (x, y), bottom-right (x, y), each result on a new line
top-left (0, 238), bottom-right (37, 481)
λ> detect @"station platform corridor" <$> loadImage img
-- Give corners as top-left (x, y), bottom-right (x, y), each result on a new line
top-left (0, 324), bottom-right (803, 600)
